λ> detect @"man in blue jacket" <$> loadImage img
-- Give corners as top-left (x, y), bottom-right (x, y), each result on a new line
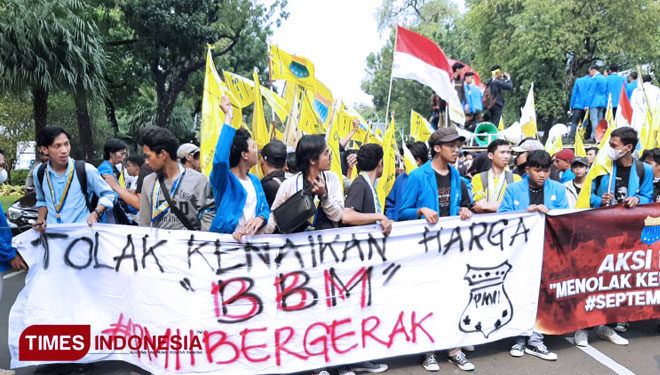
top-left (605, 64), bottom-right (626, 117)
top-left (211, 96), bottom-right (270, 241)
top-left (569, 72), bottom-right (592, 140)
top-left (398, 127), bottom-right (474, 372)
top-left (464, 72), bottom-right (483, 131)
top-left (591, 127), bottom-right (653, 208)
top-left (626, 72), bottom-right (638, 101)
top-left (384, 141), bottom-right (428, 221)
top-left (498, 150), bottom-right (567, 361)
top-left (588, 66), bottom-right (608, 141)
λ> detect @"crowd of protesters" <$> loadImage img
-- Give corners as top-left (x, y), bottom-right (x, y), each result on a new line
top-left (2, 91), bottom-right (660, 375)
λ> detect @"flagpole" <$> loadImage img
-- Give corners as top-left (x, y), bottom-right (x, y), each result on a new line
top-left (267, 45), bottom-right (277, 139)
top-left (385, 26), bottom-right (399, 127)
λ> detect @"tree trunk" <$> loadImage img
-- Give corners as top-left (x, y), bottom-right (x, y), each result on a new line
top-left (105, 97), bottom-right (120, 135)
top-left (32, 86), bottom-right (48, 136)
top-left (74, 89), bottom-right (95, 160)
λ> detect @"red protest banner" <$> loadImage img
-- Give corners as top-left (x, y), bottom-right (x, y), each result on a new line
top-left (537, 203), bottom-right (660, 335)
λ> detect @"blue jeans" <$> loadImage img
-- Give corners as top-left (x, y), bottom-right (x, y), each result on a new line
top-left (589, 107), bottom-right (604, 139)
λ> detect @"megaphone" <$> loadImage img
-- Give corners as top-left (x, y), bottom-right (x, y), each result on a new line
top-left (474, 122), bottom-right (499, 146)
top-left (499, 121), bottom-right (523, 145)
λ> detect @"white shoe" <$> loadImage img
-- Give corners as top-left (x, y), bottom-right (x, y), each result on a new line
top-left (462, 345), bottom-right (475, 352)
top-left (574, 329), bottom-right (588, 347)
top-left (510, 343), bottom-right (525, 357)
top-left (422, 353), bottom-right (440, 372)
top-left (596, 325), bottom-right (629, 345)
top-left (337, 367), bottom-right (356, 375)
top-left (614, 322), bottom-right (629, 332)
top-left (0, 370), bottom-right (15, 375)
top-left (525, 343), bottom-right (558, 361)
top-left (448, 351), bottom-right (475, 371)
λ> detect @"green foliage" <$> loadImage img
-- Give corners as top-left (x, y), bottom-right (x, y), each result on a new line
top-left (9, 170), bottom-right (29, 186)
top-left (0, 93), bottom-right (33, 169)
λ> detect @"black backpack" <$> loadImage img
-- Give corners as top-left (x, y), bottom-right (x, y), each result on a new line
top-left (37, 160), bottom-right (96, 212)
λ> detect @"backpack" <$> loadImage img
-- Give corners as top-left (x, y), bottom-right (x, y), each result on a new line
top-left (479, 170), bottom-right (514, 190)
top-left (482, 81), bottom-right (497, 110)
top-left (37, 160), bottom-right (96, 212)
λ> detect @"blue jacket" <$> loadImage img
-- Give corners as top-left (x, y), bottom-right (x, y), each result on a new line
top-left (589, 73), bottom-right (608, 108)
top-left (385, 172), bottom-right (408, 221)
top-left (590, 161), bottom-right (653, 208)
top-left (209, 124), bottom-right (270, 233)
top-left (606, 73), bottom-right (626, 108)
top-left (626, 81), bottom-right (637, 102)
top-left (570, 75), bottom-right (592, 110)
top-left (498, 176), bottom-right (568, 212)
top-left (560, 169), bottom-right (575, 184)
top-left (398, 161), bottom-right (463, 220)
top-left (0, 203), bottom-right (16, 272)
top-left (465, 83), bottom-right (483, 112)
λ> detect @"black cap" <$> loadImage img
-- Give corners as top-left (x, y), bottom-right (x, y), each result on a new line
top-left (571, 156), bottom-right (588, 167)
top-left (262, 140), bottom-right (287, 167)
top-left (428, 127), bottom-right (466, 146)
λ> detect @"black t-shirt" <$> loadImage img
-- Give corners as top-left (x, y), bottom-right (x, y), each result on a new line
top-left (345, 175), bottom-right (376, 215)
top-left (614, 165), bottom-right (631, 204)
top-left (573, 181), bottom-right (582, 196)
top-left (135, 163), bottom-right (154, 194)
top-left (653, 178), bottom-right (660, 202)
top-left (261, 170), bottom-right (286, 207)
top-left (529, 185), bottom-right (544, 205)
top-left (434, 171), bottom-right (471, 217)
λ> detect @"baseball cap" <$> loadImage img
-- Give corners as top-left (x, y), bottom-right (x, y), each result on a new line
top-left (428, 127), bottom-right (466, 146)
top-left (262, 140), bottom-right (287, 167)
top-left (571, 156), bottom-right (588, 167)
top-left (555, 149), bottom-right (575, 163)
top-left (177, 143), bottom-right (200, 159)
top-left (512, 139), bottom-right (544, 152)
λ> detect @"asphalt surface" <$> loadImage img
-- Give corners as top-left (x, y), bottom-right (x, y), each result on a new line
top-left (2, 270), bottom-right (659, 375)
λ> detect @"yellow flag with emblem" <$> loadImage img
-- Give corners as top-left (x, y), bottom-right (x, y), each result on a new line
top-left (269, 45), bottom-right (316, 89)
top-left (410, 109), bottom-right (433, 142)
top-left (223, 71), bottom-right (255, 108)
top-left (576, 125), bottom-right (616, 208)
top-left (376, 117), bottom-right (397, 210)
top-left (326, 105), bottom-right (344, 195)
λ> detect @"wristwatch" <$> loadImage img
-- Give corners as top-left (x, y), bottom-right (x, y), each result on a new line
top-left (93, 208), bottom-right (104, 218)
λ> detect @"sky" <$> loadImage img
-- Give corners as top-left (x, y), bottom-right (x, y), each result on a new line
top-left (269, 0), bottom-right (387, 107)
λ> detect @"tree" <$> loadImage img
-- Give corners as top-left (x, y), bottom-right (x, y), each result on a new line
top-left (0, 0), bottom-right (108, 158)
top-left (109, 0), bottom-right (288, 130)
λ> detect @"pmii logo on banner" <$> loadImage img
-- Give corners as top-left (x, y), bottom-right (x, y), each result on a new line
top-left (19, 325), bottom-right (91, 361)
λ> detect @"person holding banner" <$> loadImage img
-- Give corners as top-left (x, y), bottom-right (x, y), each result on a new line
top-left (385, 141), bottom-right (428, 221)
top-left (0, 203), bottom-right (23, 375)
top-left (641, 148), bottom-right (660, 202)
top-left (211, 97), bottom-right (270, 239)
top-left (138, 126), bottom-right (215, 231)
top-left (32, 127), bottom-right (115, 232)
top-left (342, 143), bottom-right (393, 235)
top-left (398, 127), bottom-right (474, 372)
top-left (471, 139), bottom-right (521, 213)
top-left (590, 127), bottom-right (653, 209)
top-left (498, 150), bottom-right (566, 360)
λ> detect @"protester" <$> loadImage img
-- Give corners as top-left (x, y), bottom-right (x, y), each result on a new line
top-left (453, 62), bottom-right (467, 108)
top-left (25, 151), bottom-right (49, 194)
top-left (210, 97), bottom-right (269, 239)
top-left (124, 155), bottom-right (144, 190)
top-left (472, 139), bottom-right (521, 213)
top-left (177, 143), bottom-right (201, 172)
top-left (398, 127), bottom-right (474, 372)
top-left (588, 66), bottom-right (607, 142)
top-left (563, 157), bottom-right (588, 208)
top-left (605, 64), bottom-right (625, 117)
top-left (590, 127), bottom-right (653, 208)
top-left (569, 72), bottom-right (592, 140)
top-left (32, 127), bottom-right (115, 231)
top-left (430, 92), bottom-right (444, 129)
top-left (138, 126), bottom-right (215, 231)
top-left (285, 151), bottom-right (298, 178)
top-left (98, 139), bottom-right (132, 224)
top-left (464, 72), bottom-right (482, 131)
top-left (385, 141), bottom-right (428, 221)
top-left (553, 149), bottom-right (575, 183)
top-left (342, 143), bottom-right (393, 235)
top-left (585, 146), bottom-right (598, 167)
top-left (630, 75), bottom-right (660, 132)
top-left (498, 150), bottom-right (566, 360)
top-left (104, 155), bottom-right (143, 211)
top-left (260, 140), bottom-right (288, 207)
top-left (484, 65), bottom-right (513, 126)
top-left (641, 148), bottom-right (660, 202)
top-left (625, 71), bottom-right (638, 100)
top-left (264, 133), bottom-right (344, 234)
top-left (342, 148), bottom-right (359, 191)
top-left (0, 150), bottom-right (6, 185)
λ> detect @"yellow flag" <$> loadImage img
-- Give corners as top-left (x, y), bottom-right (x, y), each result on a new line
top-left (574, 122), bottom-right (586, 157)
top-left (260, 86), bottom-right (288, 123)
top-left (576, 125), bottom-right (616, 208)
top-left (326, 106), bottom-right (344, 195)
top-left (498, 115), bottom-right (504, 131)
top-left (605, 95), bottom-right (613, 126)
top-left (402, 140), bottom-right (418, 173)
top-left (223, 71), bottom-right (255, 108)
top-left (200, 48), bottom-right (229, 176)
top-left (376, 117), bottom-right (397, 210)
top-left (339, 104), bottom-right (368, 140)
top-left (269, 45), bottom-right (316, 89)
top-left (654, 100), bottom-right (660, 146)
top-left (520, 82), bottom-right (537, 137)
top-left (410, 109), bottom-right (434, 142)
top-left (544, 134), bottom-right (563, 156)
top-left (252, 72), bottom-right (270, 151)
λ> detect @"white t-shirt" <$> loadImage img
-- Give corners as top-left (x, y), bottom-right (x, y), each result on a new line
top-left (238, 177), bottom-right (257, 225)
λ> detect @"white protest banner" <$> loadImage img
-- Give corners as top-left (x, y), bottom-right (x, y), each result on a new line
top-left (10, 212), bottom-right (544, 374)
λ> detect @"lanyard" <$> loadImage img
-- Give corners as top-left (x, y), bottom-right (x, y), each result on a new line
top-left (360, 171), bottom-right (382, 214)
top-left (45, 161), bottom-right (75, 223)
top-left (486, 169), bottom-right (507, 202)
top-left (151, 164), bottom-right (185, 222)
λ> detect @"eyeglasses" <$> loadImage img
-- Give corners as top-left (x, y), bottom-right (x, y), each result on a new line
top-left (441, 143), bottom-right (461, 150)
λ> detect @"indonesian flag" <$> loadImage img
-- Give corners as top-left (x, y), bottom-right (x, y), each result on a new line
top-left (392, 26), bottom-right (465, 125)
top-left (617, 83), bottom-right (633, 127)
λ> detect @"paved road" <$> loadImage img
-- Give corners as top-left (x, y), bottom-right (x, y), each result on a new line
top-left (2, 270), bottom-right (659, 375)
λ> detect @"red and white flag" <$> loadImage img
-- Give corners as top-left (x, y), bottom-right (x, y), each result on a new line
top-left (616, 82), bottom-right (633, 127)
top-left (392, 26), bottom-right (464, 125)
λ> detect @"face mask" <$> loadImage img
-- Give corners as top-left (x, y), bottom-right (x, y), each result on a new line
top-left (607, 147), bottom-right (626, 161)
